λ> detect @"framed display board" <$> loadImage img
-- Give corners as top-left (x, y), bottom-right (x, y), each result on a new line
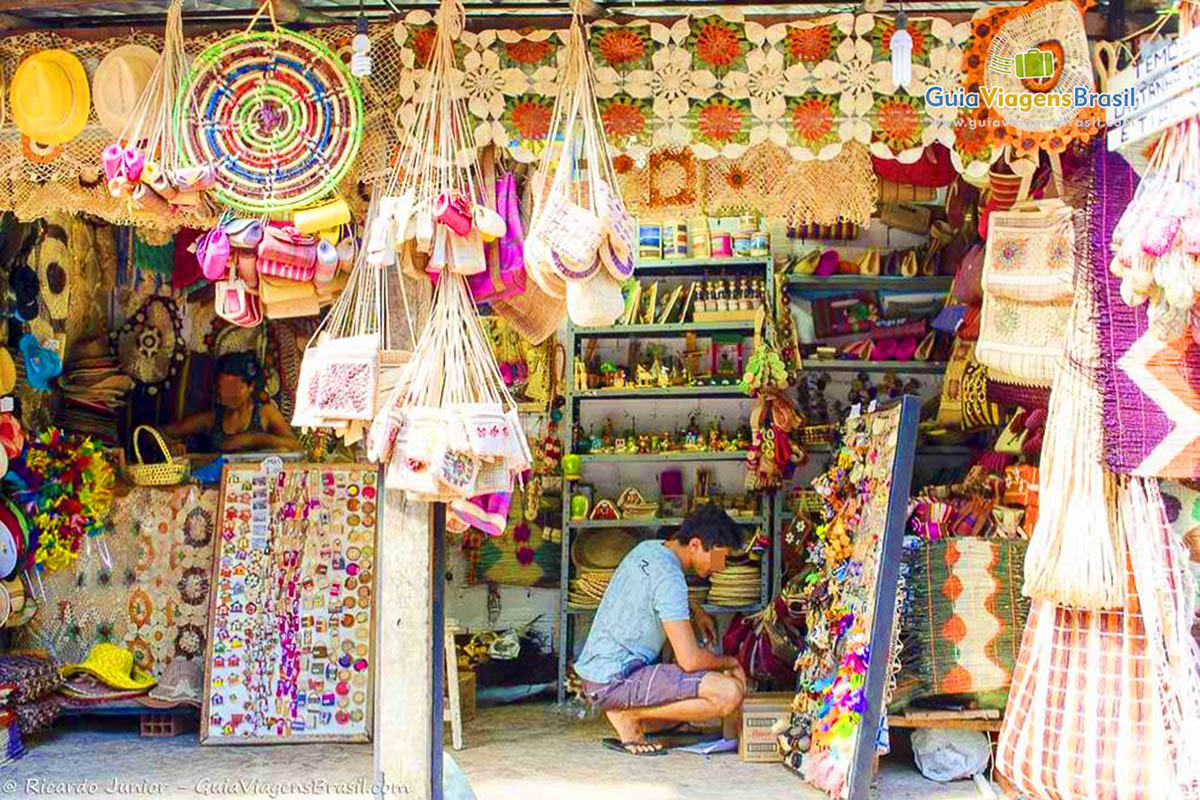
top-left (201, 463), bottom-right (379, 744)
top-left (797, 396), bottom-right (919, 799)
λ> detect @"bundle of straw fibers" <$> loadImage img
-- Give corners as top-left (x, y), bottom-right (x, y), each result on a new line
top-left (1021, 192), bottom-right (1125, 610)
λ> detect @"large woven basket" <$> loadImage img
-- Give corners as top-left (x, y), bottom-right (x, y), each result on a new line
top-left (126, 425), bottom-right (189, 486)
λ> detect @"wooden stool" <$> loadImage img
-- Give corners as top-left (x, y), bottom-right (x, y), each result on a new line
top-left (444, 622), bottom-right (463, 750)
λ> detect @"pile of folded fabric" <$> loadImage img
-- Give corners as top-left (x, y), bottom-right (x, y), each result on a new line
top-left (0, 652), bottom-right (61, 747)
top-left (56, 337), bottom-right (132, 444)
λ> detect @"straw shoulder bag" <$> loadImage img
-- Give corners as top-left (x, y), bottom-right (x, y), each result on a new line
top-left (976, 200), bottom-right (1075, 387)
top-left (126, 425), bottom-right (189, 486)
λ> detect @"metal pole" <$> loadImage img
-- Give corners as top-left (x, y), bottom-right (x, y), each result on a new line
top-left (431, 502), bottom-right (446, 800)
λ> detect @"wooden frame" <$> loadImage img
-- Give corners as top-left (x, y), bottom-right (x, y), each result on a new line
top-left (846, 396), bottom-right (920, 800)
top-left (200, 462), bottom-right (379, 745)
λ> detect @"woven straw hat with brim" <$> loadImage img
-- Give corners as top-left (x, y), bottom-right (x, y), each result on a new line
top-left (0, 512), bottom-right (17, 581)
top-left (10, 49), bottom-right (90, 147)
top-left (61, 643), bottom-right (156, 691)
top-left (92, 44), bottom-right (159, 137)
top-left (571, 529), bottom-right (635, 571)
top-left (142, 658), bottom-right (202, 707)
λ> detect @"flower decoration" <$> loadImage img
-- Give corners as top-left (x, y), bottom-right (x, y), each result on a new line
top-left (648, 149), bottom-right (698, 208)
top-left (461, 49), bottom-right (528, 121)
top-left (506, 97), bottom-right (553, 142)
top-left (601, 99), bottom-right (649, 139)
top-left (13, 428), bottom-right (114, 573)
top-left (411, 26), bottom-right (438, 67)
top-left (513, 523), bottom-right (531, 543)
top-left (789, 95), bottom-right (839, 151)
top-left (595, 27), bottom-right (648, 68)
top-left (613, 154), bottom-right (635, 174)
top-left (724, 165), bottom-right (750, 190)
top-left (691, 17), bottom-right (746, 70)
top-left (785, 24), bottom-right (838, 65)
top-left (693, 98), bottom-right (749, 157)
top-left (626, 46), bottom-right (717, 147)
top-left (505, 37), bottom-right (554, 66)
top-left (873, 96), bottom-right (923, 152)
top-left (515, 544), bottom-right (536, 566)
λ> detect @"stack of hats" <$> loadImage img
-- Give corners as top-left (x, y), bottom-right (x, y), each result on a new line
top-left (0, 654), bottom-right (62, 747)
top-left (0, 500), bottom-right (34, 592)
top-left (706, 564), bottom-right (763, 608)
top-left (58, 643), bottom-right (156, 709)
top-left (0, 576), bottom-right (35, 632)
top-left (568, 530), bottom-right (635, 610)
top-left (687, 583), bottom-right (710, 607)
top-left (56, 337), bottom-right (132, 444)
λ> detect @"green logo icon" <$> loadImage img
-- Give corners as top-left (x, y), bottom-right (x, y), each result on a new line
top-left (989, 48), bottom-right (1055, 79)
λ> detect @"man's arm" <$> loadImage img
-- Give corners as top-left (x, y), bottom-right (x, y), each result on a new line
top-left (662, 619), bottom-right (739, 673)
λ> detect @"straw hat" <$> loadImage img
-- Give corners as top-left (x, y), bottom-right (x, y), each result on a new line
top-left (142, 658), bottom-right (202, 707)
top-left (61, 643), bottom-right (156, 691)
top-left (0, 350), bottom-right (15, 396)
top-left (92, 44), bottom-right (159, 137)
top-left (0, 515), bottom-right (16, 581)
top-left (571, 529), bottom-right (635, 570)
top-left (10, 49), bottom-right (90, 146)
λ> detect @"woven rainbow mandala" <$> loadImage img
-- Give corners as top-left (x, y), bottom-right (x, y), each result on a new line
top-left (175, 29), bottom-right (363, 214)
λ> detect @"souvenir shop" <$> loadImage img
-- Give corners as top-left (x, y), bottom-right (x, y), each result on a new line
top-left (0, 0), bottom-right (1196, 799)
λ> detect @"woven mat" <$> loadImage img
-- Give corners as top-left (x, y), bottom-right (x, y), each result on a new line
top-left (890, 538), bottom-right (1030, 713)
top-left (1090, 146), bottom-right (1200, 478)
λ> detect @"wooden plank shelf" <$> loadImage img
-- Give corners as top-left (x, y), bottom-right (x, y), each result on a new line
top-left (801, 360), bottom-right (948, 374)
top-left (573, 321), bottom-right (756, 338)
top-left (784, 275), bottom-right (954, 291)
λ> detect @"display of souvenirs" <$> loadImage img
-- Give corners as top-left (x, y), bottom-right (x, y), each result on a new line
top-left (573, 416), bottom-right (749, 456)
top-left (101, 1), bottom-right (217, 216)
top-left (201, 465), bottom-right (376, 743)
top-left (780, 405), bottom-right (913, 796)
top-left (617, 276), bottom-right (765, 327)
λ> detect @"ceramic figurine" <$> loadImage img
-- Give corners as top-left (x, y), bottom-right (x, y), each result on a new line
top-left (600, 419), bottom-right (615, 451)
top-left (659, 431), bottom-right (673, 452)
top-left (614, 436), bottom-right (626, 452)
top-left (574, 358), bottom-right (589, 391)
top-left (648, 434), bottom-right (659, 453)
top-left (613, 370), bottom-right (626, 389)
top-left (635, 363), bottom-right (654, 387)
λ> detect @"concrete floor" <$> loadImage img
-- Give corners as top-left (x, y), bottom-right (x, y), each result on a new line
top-left (5, 703), bottom-right (1000, 800)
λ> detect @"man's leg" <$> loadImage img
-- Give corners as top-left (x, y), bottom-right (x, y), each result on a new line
top-left (606, 672), bottom-right (743, 743)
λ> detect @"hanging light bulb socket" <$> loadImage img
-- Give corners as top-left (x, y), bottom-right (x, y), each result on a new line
top-left (890, 7), bottom-right (913, 91)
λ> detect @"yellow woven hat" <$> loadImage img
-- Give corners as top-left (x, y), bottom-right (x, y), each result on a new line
top-left (10, 49), bottom-right (90, 146)
top-left (92, 44), bottom-right (158, 137)
top-left (0, 349), bottom-right (15, 396)
top-left (61, 643), bottom-right (156, 691)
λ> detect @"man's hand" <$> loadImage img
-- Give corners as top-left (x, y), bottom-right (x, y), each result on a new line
top-left (726, 661), bottom-right (748, 693)
top-left (693, 606), bottom-right (718, 645)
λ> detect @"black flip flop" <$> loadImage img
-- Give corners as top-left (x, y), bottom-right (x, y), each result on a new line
top-left (601, 738), bottom-right (669, 757)
top-left (646, 722), bottom-right (708, 739)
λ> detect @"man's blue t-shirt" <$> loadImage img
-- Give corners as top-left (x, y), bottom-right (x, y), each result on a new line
top-left (574, 540), bottom-right (691, 684)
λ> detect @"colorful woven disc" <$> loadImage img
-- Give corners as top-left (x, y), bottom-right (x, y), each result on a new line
top-left (175, 29), bottom-right (363, 213)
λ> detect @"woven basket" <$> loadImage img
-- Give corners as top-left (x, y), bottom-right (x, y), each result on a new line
top-left (126, 425), bottom-right (189, 486)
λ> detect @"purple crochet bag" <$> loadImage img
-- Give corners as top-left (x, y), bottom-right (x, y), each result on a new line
top-left (470, 173), bottom-right (526, 304)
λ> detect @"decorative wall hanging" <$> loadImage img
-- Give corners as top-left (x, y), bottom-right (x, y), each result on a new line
top-left (201, 464), bottom-right (377, 744)
top-left (112, 295), bottom-right (186, 395)
top-left (176, 2), bottom-right (364, 214)
top-left (960, 0), bottom-right (1102, 162)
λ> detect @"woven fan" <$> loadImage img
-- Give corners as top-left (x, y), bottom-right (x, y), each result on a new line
top-left (364, 0), bottom-right (529, 504)
top-left (525, 13), bottom-right (635, 328)
top-left (102, 0), bottom-right (213, 214)
top-left (983, 0), bottom-right (1095, 133)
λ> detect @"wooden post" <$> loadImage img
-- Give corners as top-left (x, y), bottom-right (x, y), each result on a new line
top-left (374, 490), bottom-right (437, 799)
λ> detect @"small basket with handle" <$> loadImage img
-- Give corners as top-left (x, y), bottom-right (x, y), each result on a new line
top-left (126, 425), bottom-right (189, 486)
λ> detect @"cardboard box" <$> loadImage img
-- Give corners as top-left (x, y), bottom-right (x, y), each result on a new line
top-left (738, 692), bottom-right (793, 763)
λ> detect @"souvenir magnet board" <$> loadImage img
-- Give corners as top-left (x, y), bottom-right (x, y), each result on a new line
top-left (801, 396), bottom-right (919, 799)
top-left (201, 463), bottom-right (378, 744)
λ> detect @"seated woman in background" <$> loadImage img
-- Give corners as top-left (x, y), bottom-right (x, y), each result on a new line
top-left (163, 352), bottom-right (302, 453)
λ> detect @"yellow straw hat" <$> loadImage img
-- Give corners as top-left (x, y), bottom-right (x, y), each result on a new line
top-left (0, 349), bottom-right (15, 396)
top-left (60, 643), bottom-right (156, 691)
top-left (92, 44), bottom-right (159, 137)
top-left (10, 49), bottom-right (90, 146)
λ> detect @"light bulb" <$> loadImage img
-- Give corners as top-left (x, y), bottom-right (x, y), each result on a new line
top-left (351, 17), bottom-right (371, 78)
top-left (890, 27), bottom-right (913, 90)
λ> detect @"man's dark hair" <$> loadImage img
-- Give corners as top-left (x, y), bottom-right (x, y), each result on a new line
top-left (668, 504), bottom-right (744, 551)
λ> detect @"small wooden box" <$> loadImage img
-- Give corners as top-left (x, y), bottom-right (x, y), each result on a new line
top-left (738, 692), bottom-right (793, 763)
